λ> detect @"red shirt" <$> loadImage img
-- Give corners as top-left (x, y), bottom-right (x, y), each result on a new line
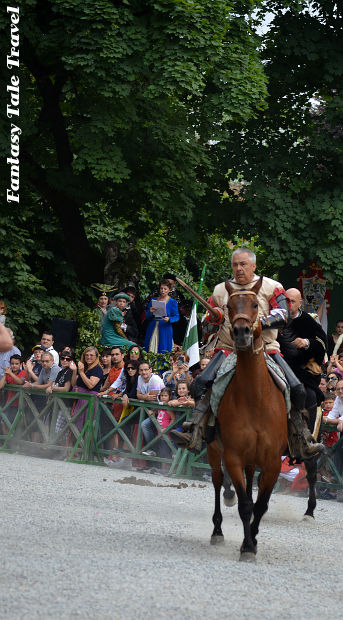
top-left (5, 369), bottom-right (27, 405)
top-left (322, 408), bottom-right (339, 447)
top-left (108, 364), bottom-right (124, 389)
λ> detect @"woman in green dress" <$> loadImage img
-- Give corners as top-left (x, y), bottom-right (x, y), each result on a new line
top-left (100, 293), bottom-right (137, 349)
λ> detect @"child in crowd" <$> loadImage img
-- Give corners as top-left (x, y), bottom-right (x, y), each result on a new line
top-left (0, 354), bottom-right (27, 435)
top-left (168, 380), bottom-right (195, 442)
top-left (24, 345), bottom-right (44, 381)
top-left (0, 301), bottom-right (6, 325)
top-left (322, 392), bottom-right (339, 448)
top-left (168, 380), bottom-right (195, 408)
top-left (156, 387), bottom-right (174, 433)
top-left (319, 392), bottom-right (339, 487)
top-left (141, 387), bottom-right (175, 465)
top-left (156, 387), bottom-right (175, 469)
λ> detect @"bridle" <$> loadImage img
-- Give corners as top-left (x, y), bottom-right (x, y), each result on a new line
top-left (228, 289), bottom-right (263, 355)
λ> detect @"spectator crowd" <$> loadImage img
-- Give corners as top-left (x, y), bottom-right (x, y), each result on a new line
top-left (1, 277), bottom-right (343, 498)
top-left (0, 275), bottom-right (211, 472)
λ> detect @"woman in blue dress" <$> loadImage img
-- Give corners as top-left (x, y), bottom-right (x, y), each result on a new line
top-left (144, 280), bottom-right (179, 354)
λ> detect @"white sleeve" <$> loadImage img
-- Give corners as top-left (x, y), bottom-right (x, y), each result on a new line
top-left (327, 399), bottom-right (341, 419)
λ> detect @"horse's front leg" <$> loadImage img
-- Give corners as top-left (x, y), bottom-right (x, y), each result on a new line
top-left (228, 464), bottom-right (255, 561)
top-left (303, 456), bottom-right (317, 520)
top-left (207, 445), bottom-right (224, 545)
top-left (250, 467), bottom-right (279, 551)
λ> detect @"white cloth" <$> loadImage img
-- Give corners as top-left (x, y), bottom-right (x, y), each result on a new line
top-left (45, 346), bottom-right (59, 365)
top-left (211, 274), bottom-right (284, 353)
top-left (109, 367), bottom-right (124, 391)
top-left (137, 374), bottom-right (164, 395)
top-left (327, 396), bottom-right (343, 421)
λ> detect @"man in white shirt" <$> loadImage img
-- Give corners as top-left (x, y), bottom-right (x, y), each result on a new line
top-left (40, 332), bottom-right (59, 365)
top-left (137, 361), bottom-right (164, 456)
top-left (326, 380), bottom-right (343, 425)
top-left (326, 380), bottom-right (343, 496)
top-left (136, 362), bottom-right (164, 401)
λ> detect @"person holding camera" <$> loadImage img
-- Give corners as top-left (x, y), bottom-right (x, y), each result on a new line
top-left (163, 351), bottom-right (192, 398)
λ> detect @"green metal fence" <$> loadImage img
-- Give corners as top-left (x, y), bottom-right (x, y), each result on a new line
top-left (316, 424), bottom-right (343, 492)
top-left (1, 387), bottom-right (342, 489)
top-left (0, 386), bottom-right (210, 478)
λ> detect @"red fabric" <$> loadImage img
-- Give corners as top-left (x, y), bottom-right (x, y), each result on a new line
top-left (269, 287), bottom-right (290, 310)
top-left (280, 458), bottom-right (308, 492)
top-left (322, 409), bottom-right (339, 447)
top-left (205, 308), bottom-right (224, 326)
top-left (108, 365), bottom-right (124, 420)
top-left (108, 364), bottom-right (124, 387)
top-left (112, 402), bottom-right (123, 421)
top-left (5, 369), bottom-right (27, 405)
top-left (290, 464), bottom-right (308, 491)
top-left (213, 348), bottom-right (233, 357)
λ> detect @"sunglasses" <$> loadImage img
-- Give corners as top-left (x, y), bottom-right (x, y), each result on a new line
top-left (127, 366), bottom-right (136, 371)
top-left (60, 356), bottom-right (72, 361)
top-left (131, 350), bottom-right (140, 354)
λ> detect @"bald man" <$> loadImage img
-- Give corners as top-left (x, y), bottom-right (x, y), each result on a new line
top-left (0, 324), bottom-right (13, 352)
top-left (278, 287), bottom-right (327, 445)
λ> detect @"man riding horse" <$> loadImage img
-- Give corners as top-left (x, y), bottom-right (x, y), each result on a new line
top-left (171, 248), bottom-right (324, 459)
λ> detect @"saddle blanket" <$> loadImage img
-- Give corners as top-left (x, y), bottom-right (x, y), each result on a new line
top-left (210, 353), bottom-right (291, 416)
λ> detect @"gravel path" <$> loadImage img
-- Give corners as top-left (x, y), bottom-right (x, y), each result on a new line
top-left (0, 452), bottom-right (342, 620)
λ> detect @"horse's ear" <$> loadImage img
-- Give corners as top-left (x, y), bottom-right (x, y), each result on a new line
top-left (252, 276), bottom-right (263, 295)
top-left (225, 280), bottom-right (234, 296)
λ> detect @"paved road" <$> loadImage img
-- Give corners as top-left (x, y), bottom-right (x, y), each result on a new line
top-left (0, 452), bottom-right (341, 619)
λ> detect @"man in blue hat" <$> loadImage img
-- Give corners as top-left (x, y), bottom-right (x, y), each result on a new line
top-left (100, 293), bottom-right (137, 349)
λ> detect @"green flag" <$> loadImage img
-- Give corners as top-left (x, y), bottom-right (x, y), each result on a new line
top-left (183, 303), bottom-right (199, 367)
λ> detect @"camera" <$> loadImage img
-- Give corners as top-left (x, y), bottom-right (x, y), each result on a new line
top-left (177, 356), bottom-right (185, 367)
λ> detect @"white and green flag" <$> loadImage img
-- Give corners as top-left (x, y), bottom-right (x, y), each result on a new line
top-left (183, 303), bottom-right (200, 367)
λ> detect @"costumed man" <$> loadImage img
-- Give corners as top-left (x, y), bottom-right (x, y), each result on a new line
top-left (171, 248), bottom-right (323, 459)
top-left (100, 293), bottom-right (137, 349)
top-left (91, 284), bottom-right (117, 334)
top-left (277, 288), bottom-right (327, 450)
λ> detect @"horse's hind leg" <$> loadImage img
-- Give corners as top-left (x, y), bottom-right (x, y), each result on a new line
top-left (222, 460), bottom-right (237, 507)
top-left (207, 446), bottom-right (224, 544)
top-left (250, 468), bottom-right (279, 551)
top-left (303, 456), bottom-right (317, 520)
top-left (245, 464), bottom-right (256, 502)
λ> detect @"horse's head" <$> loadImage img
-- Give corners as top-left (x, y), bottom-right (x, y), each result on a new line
top-left (225, 277), bottom-right (263, 351)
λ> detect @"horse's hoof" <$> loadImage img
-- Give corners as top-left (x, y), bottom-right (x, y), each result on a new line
top-left (224, 492), bottom-right (237, 507)
top-left (302, 514), bottom-right (315, 523)
top-left (239, 551), bottom-right (256, 563)
top-left (210, 535), bottom-right (225, 546)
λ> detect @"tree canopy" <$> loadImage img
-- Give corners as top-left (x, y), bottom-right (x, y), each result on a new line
top-left (1, 0), bottom-right (268, 346)
top-left (227, 0), bottom-right (343, 281)
top-left (2, 0), bottom-right (343, 348)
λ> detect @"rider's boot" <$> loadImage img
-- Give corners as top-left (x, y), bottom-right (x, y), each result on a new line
top-left (288, 408), bottom-right (324, 459)
top-left (170, 350), bottom-right (226, 454)
top-left (270, 352), bottom-right (324, 459)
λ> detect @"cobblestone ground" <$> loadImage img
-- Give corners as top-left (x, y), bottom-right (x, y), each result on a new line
top-left (0, 452), bottom-right (341, 620)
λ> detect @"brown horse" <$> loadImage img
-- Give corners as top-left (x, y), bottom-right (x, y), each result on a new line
top-left (207, 277), bottom-right (288, 561)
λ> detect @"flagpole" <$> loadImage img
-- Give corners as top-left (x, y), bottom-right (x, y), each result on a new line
top-left (181, 264), bottom-right (206, 367)
top-left (195, 263), bottom-right (206, 310)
